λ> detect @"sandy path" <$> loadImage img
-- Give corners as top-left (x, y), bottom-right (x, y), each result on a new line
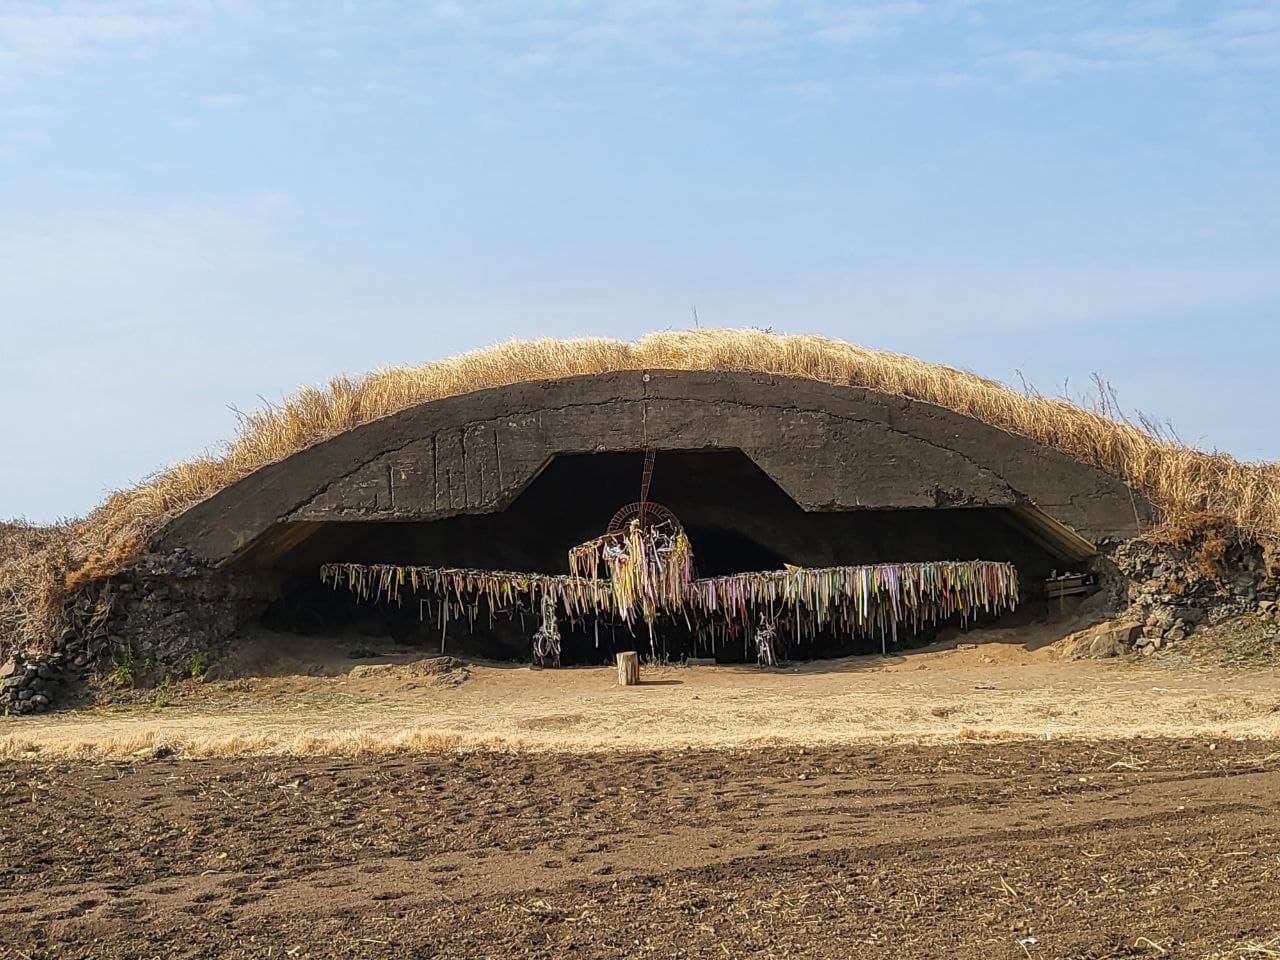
top-left (5, 640), bottom-right (1280, 758)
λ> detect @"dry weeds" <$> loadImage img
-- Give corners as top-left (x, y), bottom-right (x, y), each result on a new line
top-left (0, 520), bottom-right (74, 656)
top-left (6, 646), bottom-right (1280, 760)
top-left (3, 327), bottom-right (1278, 655)
top-left (0, 727), bottom-right (474, 761)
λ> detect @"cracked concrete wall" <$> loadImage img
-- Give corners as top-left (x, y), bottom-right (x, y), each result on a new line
top-left (157, 370), bottom-right (1148, 564)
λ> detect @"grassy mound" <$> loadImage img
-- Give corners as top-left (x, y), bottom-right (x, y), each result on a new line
top-left (2, 328), bottom-right (1276, 656)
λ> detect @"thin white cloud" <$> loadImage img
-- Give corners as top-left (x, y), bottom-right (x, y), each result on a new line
top-left (404, 0), bottom-right (979, 76)
top-left (500, 49), bottom-right (554, 72)
top-left (4, 0), bottom-right (1276, 100)
top-left (1077, 26), bottom-right (1217, 70)
top-left (0, 2), bottom-right (188, 82)
top-left (2, 103), bottom-right (51, 120)
top-left (0, 194), bottom-right (291, 307)
top-left (200, 91), bottom-right (247, 108)
top-left (993, 48), bottom-right (1111, 82)
top-left (807, 2), bottom-right (929, 45)
top-left (374, 1), bottom-right (1280, 95)
top-left (771, 79), bottom-right (836, 103)
top-left (6, 127), bottom-right (48, 144)
top-left (993, 3), bottom-right (1280, 81)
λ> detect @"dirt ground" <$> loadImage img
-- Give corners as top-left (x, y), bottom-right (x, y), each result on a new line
top-left (4, 614), bottom-right (1280, 758)
top-left (2, 739), bottom-right (1279, 959)
top-left (4, 614), bottom-right (1280, 957)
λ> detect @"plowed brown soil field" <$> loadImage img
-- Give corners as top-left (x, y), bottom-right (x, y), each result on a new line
top-left (3, 739), bottom-right (1278, 959)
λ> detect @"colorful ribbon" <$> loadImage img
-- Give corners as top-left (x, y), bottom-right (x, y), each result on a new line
top-left (319, 558), bottom-right (1019, 645)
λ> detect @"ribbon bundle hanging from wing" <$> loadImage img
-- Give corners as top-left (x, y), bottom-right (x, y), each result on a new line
top-left (319, 557), bottom-right (1019, 644)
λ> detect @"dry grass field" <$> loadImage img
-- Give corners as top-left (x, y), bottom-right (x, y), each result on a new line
top-left (5, 626), bottom-right (1280, 760)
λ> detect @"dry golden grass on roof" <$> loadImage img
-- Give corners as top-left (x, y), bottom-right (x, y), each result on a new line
top-left (2, 327), bottom-right (1278, 656)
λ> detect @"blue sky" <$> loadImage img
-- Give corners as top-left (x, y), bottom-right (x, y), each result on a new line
top-left (1, 1), bottom-right (1277, 523)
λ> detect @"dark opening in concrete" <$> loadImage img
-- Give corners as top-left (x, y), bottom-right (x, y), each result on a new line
top-left (254, 450), bottom-right (1072, 663)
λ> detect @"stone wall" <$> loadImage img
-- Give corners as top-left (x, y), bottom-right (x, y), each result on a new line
top-left (98, 551), bottom-right (271, 674)
top-left (2, 649), bottom-right (74, 715)
top-left (2, 550), bottom-right (271, 715)
top-left (1108, 529), bottom-right (1278, 651)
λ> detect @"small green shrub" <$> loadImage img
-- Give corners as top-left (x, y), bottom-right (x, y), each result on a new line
top-left (110, 644), bottom-right (135, 688)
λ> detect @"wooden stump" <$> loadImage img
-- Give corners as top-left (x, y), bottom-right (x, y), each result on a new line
top-left (616, 651), bottom-right (640, 686)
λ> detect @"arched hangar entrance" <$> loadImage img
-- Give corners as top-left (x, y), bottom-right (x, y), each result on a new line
top-left (156, 371), bottom-right (1147, 663)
